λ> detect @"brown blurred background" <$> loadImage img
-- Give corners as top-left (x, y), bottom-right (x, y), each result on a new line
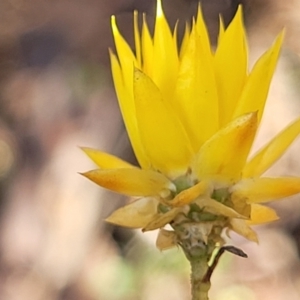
top-left (0, 0), bottom-right (300, 299)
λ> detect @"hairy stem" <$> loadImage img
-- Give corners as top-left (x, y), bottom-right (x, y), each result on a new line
top-left (190, 258), bottom-right (210, 300)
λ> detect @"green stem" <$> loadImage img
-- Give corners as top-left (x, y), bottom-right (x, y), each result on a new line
top-left (190, 258), bottom-right (210, 300)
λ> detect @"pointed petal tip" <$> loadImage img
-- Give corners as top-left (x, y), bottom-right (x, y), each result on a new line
top-left (108, 47), bottom-right (114, 55)
top-left (80, 146), bottom-right (90, 153)
top-left (111, 15), bottom-right (119, 37)
top-left (156, 0), bottom-right (163, 18)
top-left (79, 170), bottom-right (93, 178)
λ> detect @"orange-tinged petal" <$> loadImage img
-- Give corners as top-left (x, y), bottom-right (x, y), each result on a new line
top-left (143, 207), bottom-right (182, 231)
top-left (233, 31), bottom-right (284, 123)
top-left (156, 229), bottom-right (178, 250)
top-left (214, 6), bottom-right (248, 126)
top-left (247, 204), bottom-right (279, 225)
top-left (81, 147), bottom-right (135, 169)
top-left (196, 198), bottom-right (246, 219)
top-left (230, 218), bottom-right (258, 242)
top-left (243, 117), bottom-right (300, 177)
top-left (231, 177), bottom-right (300, 203)
top-left (81, 168), bottom-right (174, 196)
top-left (134, 69), bottom-right (193, 176)
top-left (194, 112), bottom-right (258, 182)
top-left (106, 197), bottom-right (158, 228)
top-left (174, 24), bottom-right (218, 151)
top-left (152, 0), bottom-right (178, 99)
top-left (171, 181), bottom-right (210, 207)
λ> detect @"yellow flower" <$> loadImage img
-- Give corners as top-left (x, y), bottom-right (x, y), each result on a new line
top-left (82, 0), bottom-right (300, 249)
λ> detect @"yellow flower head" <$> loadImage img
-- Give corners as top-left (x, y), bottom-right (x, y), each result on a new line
top-left (82, 0), bottom-right (300, 249)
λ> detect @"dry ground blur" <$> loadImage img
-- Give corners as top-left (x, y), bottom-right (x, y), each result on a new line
top-left (0, 0), bottom-right (300, 299)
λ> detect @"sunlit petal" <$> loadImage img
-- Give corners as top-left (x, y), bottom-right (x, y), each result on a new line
top-left (109, 50), bottom-right (150, 169)
top-left (214, 6), bottom-right (247, 126)
top-left (134, 68), bottom-right (193, 176)
top-left (152, 0), bottom-right (178, 98)
top-left (81, 168), bottom-right (174, 196)
top-left (231, 177), bottom-right (300, 203)
top-left (179, 23), bottom-right (190, 59)
top-left (243, 117), bottom-right (300, 177)
top-left (110, 20), bottom-right (136, 138)
top-left (106, 197), bottom-right (158, 228)
top-left (141, 13), bottom-right (154, 76)
top-left (247, 204), bottom-right (279, 225)
top-left (217, 15), bottom-right (225, 44)
top-left (111, 16), bottom-right (137, 93)
top-left (175, 23), bottom-right (218, 151)
top-left (233, 31), bottom-right (284, 123)
top-left (194, 112), bottom-right (257, 182)
top-left (81, 147), bottom-right (135, 169)
top-left (134, 11), bottom-right (142, 67)
top-left (195, 4), bottom-right (212, 58)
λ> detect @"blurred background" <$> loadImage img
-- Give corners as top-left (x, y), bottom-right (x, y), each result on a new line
top-left (1, 0), bottom-right (300, 299)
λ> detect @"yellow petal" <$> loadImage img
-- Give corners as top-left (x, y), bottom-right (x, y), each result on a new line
top-left (134, 69), bottom-right (193, 176)
top-left (230, 196), bottom-right (251, 218)
top-left (174, 23), bottom-right (218, 151)
top-left (194, 112), bottom-right (257, 182)
top-left (109, 50), bottom-right (150, 169)
top-left (134, 11), bottom-right (142, 67)
top-left (195, 4), bottom-right (212, 55)
top-left (243, 117), bottom-right (300, 177)
top-left (156, 229), bottom-right (178, 250)
top-left (179, 23), bottom-right (190, 59)
top-left (214, 6), bottom-right (248, 127)
top-left (141, 13), bottom-right (154, 76)
top-left (111, 16), bottom-right (137, 95)
top-left (231, 177), bottom-right (300, 203)
top-left (217, 15), bottom-right (225, 45)
top-left (196, 198), bottom-right (246, 219)
top-left (143, 207), bottom-right (182, 231)
top-left (111, 15), bottom-right (138, 69)
top-left (106, 197), bottom-right (158, 228)
top-left (111, 20), bottom-right (146, 167)
top-left (81, 147), bottom-right (135, 169)
top-left (81, 168), bottom-right (174, 196)
top-left (230, 218), bottom-right (258, 242)
top-left (233, 31), bottom-right (284, 123)
top-left (247, 204), bottom-right (279, 225)
top-left (171, 181), bottom-right (209, 207)
top-left (152, 0), bottom-right (178, 99)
